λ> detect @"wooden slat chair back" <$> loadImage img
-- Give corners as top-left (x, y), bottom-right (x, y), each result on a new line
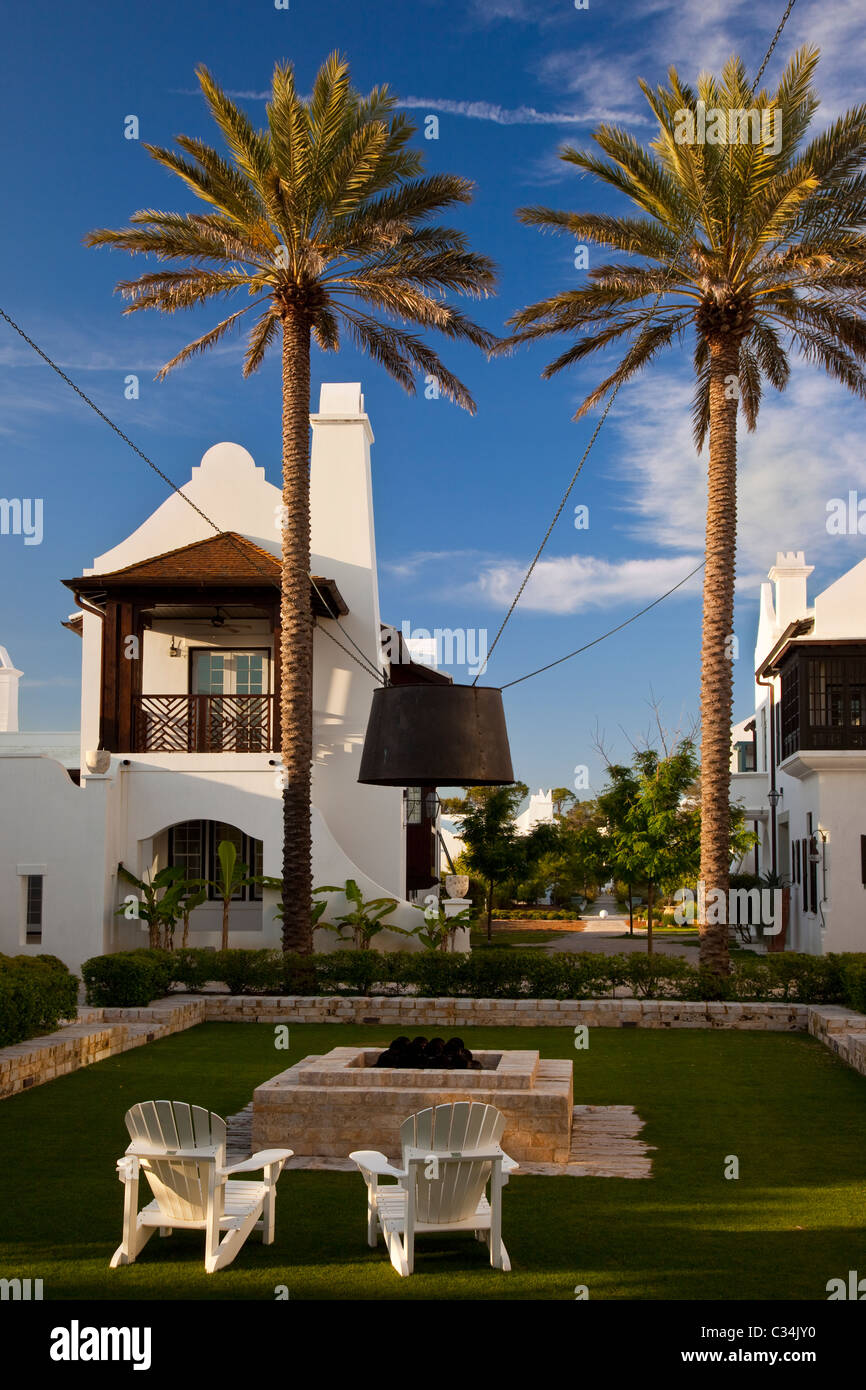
top-left (400, 1102), bottom-right (506, 1225)
top-left (125, 1101), bottom-right (226, 1224)
top-left (351, 1101), bottom-right (517, 1276)
top-left (110, 1100), bottom-right (292, 1274)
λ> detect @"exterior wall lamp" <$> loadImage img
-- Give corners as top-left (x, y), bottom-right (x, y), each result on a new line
top-left (767, 786), bottom-right (783, 809)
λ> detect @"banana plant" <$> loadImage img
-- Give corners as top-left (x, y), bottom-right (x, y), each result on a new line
top-left (410, 894), bottom-right (472, 952)
top-left (115, 864), bottom-right (186, 949)
top-left (176, 881), bottom-right (208, 948)
top-left (316, 879), bottom-right (402, 951)
top-left (256, 878), bottom-right (329, 931)
top-left (202, 841), bottom-right (261, 951)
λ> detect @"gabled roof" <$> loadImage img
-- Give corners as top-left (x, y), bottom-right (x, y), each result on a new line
top-left (63, 532), bottom-right (348, 617)
top-left (66, 532), bottom-right (280, 585)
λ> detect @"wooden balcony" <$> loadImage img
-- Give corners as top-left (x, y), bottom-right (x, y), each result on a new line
top-left (779, 645), bottom-right (866, 761)
top-left (133, 694), bottom-right (276, 753)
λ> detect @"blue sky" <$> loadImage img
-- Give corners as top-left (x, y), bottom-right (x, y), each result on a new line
top-left (2, 0), bottom-right (865, 797)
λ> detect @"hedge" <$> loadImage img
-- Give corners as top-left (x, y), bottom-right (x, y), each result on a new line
top-left (0, 953), bottom-right (78, 1046)
top-left (78, 946), bottom-right (866, 1011)
top-left (491, 909), bottom-right (580, 922)
top-left (82, 949), bottom-right (174, 1007)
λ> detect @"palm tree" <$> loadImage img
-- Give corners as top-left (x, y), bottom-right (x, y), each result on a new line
top-left (86, 54), bottom-right (496, 953)
top-left (501, 47), bottom-right (866, 972)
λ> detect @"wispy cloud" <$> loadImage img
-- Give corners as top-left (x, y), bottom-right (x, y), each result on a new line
top-left (475, 551), bottom-right (703, 614)
top-left (606, 362), bottom-right (866, 583)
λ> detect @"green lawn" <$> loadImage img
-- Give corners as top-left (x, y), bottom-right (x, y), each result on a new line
top-left (469, 929), bottom-right (563, 948)
top-left (1, 1021), bottom-right (864, 1300)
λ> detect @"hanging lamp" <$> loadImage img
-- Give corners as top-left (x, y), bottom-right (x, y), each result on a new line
top-left (358, 683), bottom-right (514, 787)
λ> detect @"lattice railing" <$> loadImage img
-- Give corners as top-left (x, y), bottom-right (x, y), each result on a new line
top-left (133, 694), bottom-right (275, 753)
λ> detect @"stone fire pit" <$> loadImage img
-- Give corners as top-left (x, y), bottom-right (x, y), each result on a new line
top-left (252, 1045), bottom-right (574, 1164)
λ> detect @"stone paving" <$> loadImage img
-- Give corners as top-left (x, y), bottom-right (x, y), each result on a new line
top-left (226, 1099), bottom-right (654, 1179)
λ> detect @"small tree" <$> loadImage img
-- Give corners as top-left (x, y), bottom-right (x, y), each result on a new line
top-left (116, 864), bottom-right (186, 949)
top-left (596, 765), bottom-right (641, 935)
top-left (606, 742), bottom-right (754, 955)
top-left (453, 784), bottom-right (555, 939)
top-left (203, 840), bottom-right (262, 951)
top-left (551, 787), bottom-right (576, 818)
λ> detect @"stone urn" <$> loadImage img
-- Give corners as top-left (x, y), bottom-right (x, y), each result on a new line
top-left (84, 748), bottom-right (111, 774)
top-left (445, 874), bottom-right (470, 899)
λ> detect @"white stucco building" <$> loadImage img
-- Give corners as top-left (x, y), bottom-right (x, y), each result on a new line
top-left (730, 550), bottom-right (866, 954)
top-left (0, 384), bottom-right (450, 971)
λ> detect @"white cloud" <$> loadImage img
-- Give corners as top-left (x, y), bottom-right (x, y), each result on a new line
top-left (475, 551), bottom-right (703, 614)
top-left (606, 362), bottom-right (866, 580)
top-left (399, 96), bottom-right (641, 126)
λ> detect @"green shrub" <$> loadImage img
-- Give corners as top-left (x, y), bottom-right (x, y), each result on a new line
top-left (75, 943), bottom-right (866, 1010)
top-left (279, 953), bottom-right (319, 995)
top-left (315, 949), bottom-right (407, 997)
top-left (0, 954), bottom-right (78, 1045)
top-left (171, 948), bottom-right (217, 992)
top-left (81, 950), bottom-right (169, 1007)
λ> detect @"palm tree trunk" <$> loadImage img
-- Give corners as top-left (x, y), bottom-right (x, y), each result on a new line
top-left (699, 337), bottom-right (740, 974)
top-left (221, 898), bottom-right (230, 952)
top-left (279, 311), bottom-right (314, 953)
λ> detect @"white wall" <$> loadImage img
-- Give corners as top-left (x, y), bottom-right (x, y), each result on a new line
top-left (2, 388), bottom-right (444, 971)
top-left (0, 756), bottom-right (109, 972)
top-left (731, 550), bottom-right (866, 954)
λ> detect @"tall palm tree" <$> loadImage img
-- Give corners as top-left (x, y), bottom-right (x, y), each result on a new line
top-left (86, 54), bottom-right (496, 953)
top-left (500, 47), bottom-right (866, 972)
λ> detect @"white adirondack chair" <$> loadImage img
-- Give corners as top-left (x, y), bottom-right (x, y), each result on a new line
top-left (350, 1101), bottom-right (518, 1276)
top-left (110, 1101), bottom-right (292, 1274)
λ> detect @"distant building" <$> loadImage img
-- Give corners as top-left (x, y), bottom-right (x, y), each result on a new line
top-left (730, 550), bottom-right (866, 953)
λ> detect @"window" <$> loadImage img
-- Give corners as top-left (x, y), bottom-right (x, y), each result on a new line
top-left (802, 840), bottom-right (808, 911)
top-left (169, 821), bottom-right (204, 881)
top-left (168, 821), bottom-right (263, 902)
top-left (405, 788), bottom-right (423, 825)
top-left (191, 649), bottom-right (269, 695)
top-left (808, 840), bottom-right (819, 914)
top-left (25, 875), bottom-right (43, 944)
top-left (735, 741), bottom-right (756, 772)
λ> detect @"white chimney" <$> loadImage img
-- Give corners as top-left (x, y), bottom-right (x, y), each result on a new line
top-left (767, 552), bottom-right (813, 631)
top-left (0, 646), bottom-right (22, 732)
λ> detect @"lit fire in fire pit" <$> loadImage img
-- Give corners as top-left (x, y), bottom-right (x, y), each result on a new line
top-left (375, 1035), bottom-right (483, 1071)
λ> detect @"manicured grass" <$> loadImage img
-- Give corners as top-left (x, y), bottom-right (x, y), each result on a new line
top-left (469, 929), bottom-right (562, 948)
top-left (1, 1021), bottom-right (864, 1300)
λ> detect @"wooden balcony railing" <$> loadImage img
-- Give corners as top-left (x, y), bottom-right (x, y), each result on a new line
top-left (133, 693), bottom-right (276, 753)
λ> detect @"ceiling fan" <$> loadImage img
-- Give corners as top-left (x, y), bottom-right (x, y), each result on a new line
top-left (181, 606), bottom-right (245, 635)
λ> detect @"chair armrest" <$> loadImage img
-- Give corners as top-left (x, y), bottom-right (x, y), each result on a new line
top-left (220, 1149), bottom-right (293, 1177)
top-left (116, 1155), bottom-right (140, 1181)
top-left (404, 1147), bottom-right (511, 1165)
top-left (502, 1154), bottom-right (519, 1174)
top-left (349, 1150), bottom-right (406, 1180)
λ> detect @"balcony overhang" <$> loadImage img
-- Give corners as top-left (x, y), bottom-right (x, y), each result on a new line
top-left (63, 531), bottom-right (348, 619)
top-left (779, 748), bottom-right (866, 780)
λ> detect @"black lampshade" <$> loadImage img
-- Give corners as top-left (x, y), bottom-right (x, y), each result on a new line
top-left (358, 684), bottom-right (515, 787)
